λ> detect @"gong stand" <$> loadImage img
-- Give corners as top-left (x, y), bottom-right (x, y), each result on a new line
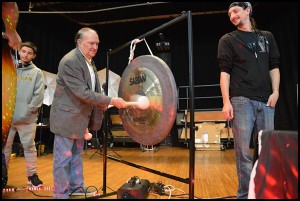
top-left (97, 11), bottom-right (196, 199)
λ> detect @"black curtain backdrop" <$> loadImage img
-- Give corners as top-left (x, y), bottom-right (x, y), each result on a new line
top-left (16, 3), bottom-right (298, 145)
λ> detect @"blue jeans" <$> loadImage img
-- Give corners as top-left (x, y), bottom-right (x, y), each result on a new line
top-left (231, 97), bottom-right (275, 199)
top-left (53, 134), bottom-right (85, 199)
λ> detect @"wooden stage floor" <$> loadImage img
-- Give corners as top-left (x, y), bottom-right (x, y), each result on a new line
top-left (2, 146), bottom-right (241, 199)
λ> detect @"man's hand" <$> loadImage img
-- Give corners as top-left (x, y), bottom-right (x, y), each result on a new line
top-left (222, 102), bottom-right (234, 120)
top-left (84, 128), bottom-right (92, 140)
top-left (110, 97), bottom-right (127, 109)
top-left (3, 31), bottom-right (21, 50)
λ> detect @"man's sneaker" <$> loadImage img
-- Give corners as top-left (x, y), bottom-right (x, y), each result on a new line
top-left (69, 187), bottom-right (97, 196)
top-left (28, 173), bottom-right (43, 187)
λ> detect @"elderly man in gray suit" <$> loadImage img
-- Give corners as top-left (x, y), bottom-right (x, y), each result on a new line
top-left (50, 27), bottom-right (127, 199)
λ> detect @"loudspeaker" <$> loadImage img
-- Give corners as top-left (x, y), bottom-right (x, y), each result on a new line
top-left (249, 130), bottom-right (298, 199)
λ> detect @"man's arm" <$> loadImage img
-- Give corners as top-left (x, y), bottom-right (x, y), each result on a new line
top-left (2, 2), bottom-right (22, 50)
top-left (220, 71), bottom-right (233, 120)
top-left (268, 68), bottom-right (280, 107)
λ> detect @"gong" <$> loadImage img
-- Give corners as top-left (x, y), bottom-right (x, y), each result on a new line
top-left (2, 40), bottom-right (17, 147)
top-left (118, 55), bottom-right (177, 145)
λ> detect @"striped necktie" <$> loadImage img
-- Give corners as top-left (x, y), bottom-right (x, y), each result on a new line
top-left (84, 57), bottom-right (97, 73)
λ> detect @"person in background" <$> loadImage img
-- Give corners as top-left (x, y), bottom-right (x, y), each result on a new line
top-left (217, 2), bottom-right (280, 199)
top-left (4, 41), bottom-right (45, 188)
top-left (50, 27), bottom-right (127, 199)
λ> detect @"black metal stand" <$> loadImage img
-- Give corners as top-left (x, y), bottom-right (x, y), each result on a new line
top-left (88, 130), bottom-right (102, 159)
top-left (89, 128), bottom-right (121, 159)
top-left (36, 104), bottom-right (43, 157)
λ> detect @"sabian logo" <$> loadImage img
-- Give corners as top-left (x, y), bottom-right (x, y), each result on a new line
top-left (129, 74), bottom-right (146, 85)
top-left (133, 116), bottom-right (147, 124)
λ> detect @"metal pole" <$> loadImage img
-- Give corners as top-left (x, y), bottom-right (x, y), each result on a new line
top-left (187, 11), bottom-right (195, 199)
top-left (109, 12), bottom-right (187, 55)
top-left (102, 49), bottom-right (111, 194)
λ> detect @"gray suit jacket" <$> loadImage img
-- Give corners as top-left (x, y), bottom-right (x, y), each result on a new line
top-left (50, 48), bottom-right (111, 139)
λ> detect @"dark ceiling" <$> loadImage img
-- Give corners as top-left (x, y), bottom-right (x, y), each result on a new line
top-left (17, 2), bottom-right (233, 26)
top-left (17, 2), bottom-right (294, 28)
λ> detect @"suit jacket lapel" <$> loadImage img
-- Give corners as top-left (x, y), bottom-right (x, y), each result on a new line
top-left (76, 48), bottom-right (93, 90)
top-left (90, 60), bottom-right (101, 93)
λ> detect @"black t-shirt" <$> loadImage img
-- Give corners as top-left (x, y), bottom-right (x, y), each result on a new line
top-left (237, 30), bottom-right (269, 103)
top-left (217, 29), bottom-right (280, 103)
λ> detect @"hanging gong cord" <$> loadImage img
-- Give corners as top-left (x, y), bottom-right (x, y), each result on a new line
top-left (128, 38), bottom-right (153, 64)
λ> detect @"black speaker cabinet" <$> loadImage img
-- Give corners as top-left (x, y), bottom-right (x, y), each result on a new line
top-left (117, 178), bottom-right (150, 199)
